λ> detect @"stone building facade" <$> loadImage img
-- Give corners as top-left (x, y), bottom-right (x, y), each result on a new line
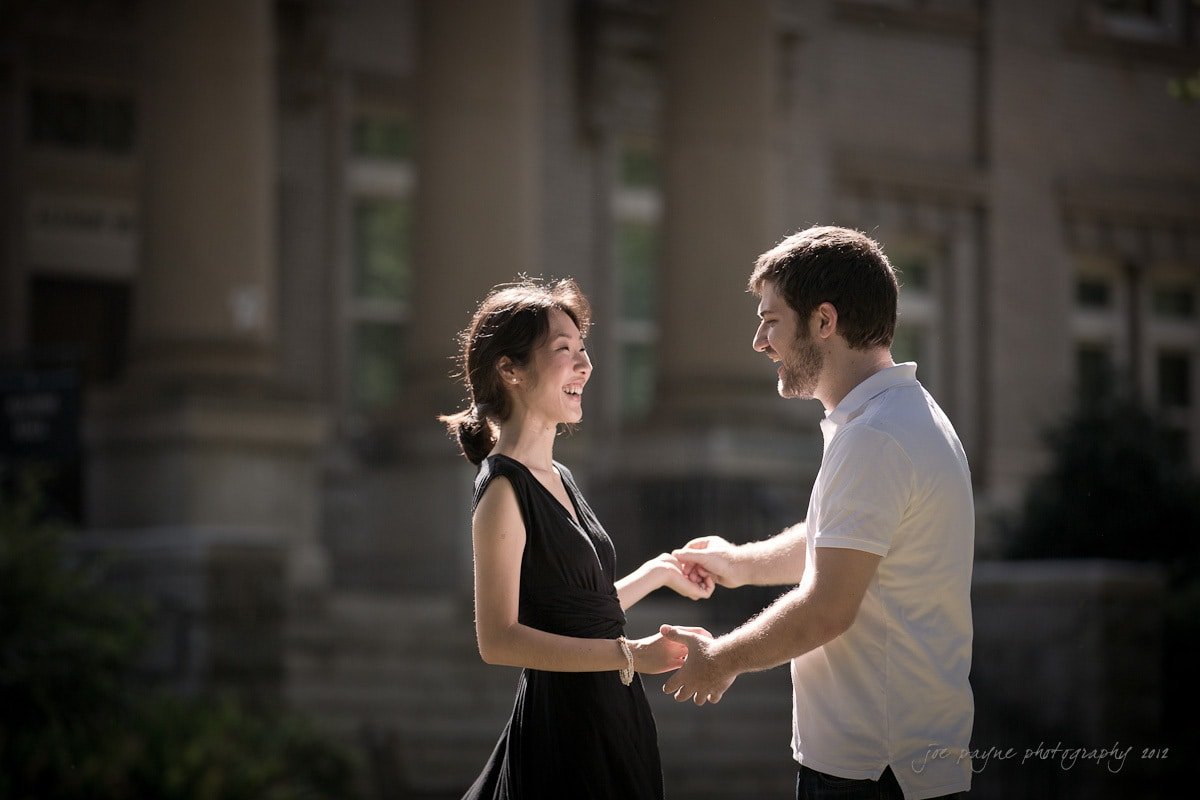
top-left (2, 0), bottom-right (1197, 797)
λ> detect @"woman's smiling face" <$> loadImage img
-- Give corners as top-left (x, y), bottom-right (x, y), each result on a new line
top-left (518, 307), bottom-right (592, 425)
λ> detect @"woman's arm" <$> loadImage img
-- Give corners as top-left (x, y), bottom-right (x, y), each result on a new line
top-left (471, 477), bottom-right (686, 674)
top-left (616, 553), bottom-right (714, 611)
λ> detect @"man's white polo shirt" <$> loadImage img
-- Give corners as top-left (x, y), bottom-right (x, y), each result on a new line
top-left (790, 363), bottom-right (975, 799)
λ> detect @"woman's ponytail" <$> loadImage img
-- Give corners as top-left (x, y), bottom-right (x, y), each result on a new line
top-left (439, 404), bottom-right (498, 466)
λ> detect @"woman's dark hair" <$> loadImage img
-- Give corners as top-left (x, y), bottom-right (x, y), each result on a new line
top-left (748, 225), bottom-right (898, 350)
top-left (438, 277), bottom-right (592, 465)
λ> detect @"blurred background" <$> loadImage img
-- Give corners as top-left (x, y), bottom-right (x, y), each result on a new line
top-left (2, 0), bottom-right (1199, 798)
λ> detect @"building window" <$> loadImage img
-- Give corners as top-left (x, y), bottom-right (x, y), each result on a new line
top-left (897, 255), bottom-right (931, 293)
top-left (1158, 351), bottom-right (1191, 409)
top-left (352, 115), bottom-right (414, 162)
top-left (1088, 0), bottom-right (1189, 44)
top-left (354, 199), bottom-right (411, 302)
top-left (891, 326), bottom-right (925, 366)
top-left (612, 137), bottom-right (661, 420)
top-left (29, 275), bottom-right (131, 386)
top-left (617, 219), bottom-right (657, 323)
top-left (891, 244), bottom-right (939, 388)
top-left (1077, 276), bottom-right (1114, 310)
top-left (1077, 343), bottom-right (1115, 396)
top-left (1151, 283), bottom-right (1196, 320)
top-left (1097, 0), bottom-right (1163, 17)
top-left (346, 110), bottom-right (414, 413)
top-left (1157, 350), bottom-right (1193, 464)
top-left (1146, 273), bottom-right (1198, 466)
top-left (1161, 428), bottom-right (1190, 463)
top-left (352, 320), bottom-right (407, 410)
top-left (1072, 256), bottom-right (1199, 464)
top-left (27, 85), bottom-right (136, 155)
top-left (1072, 260), bottom-right (1125, 393)
top-left (620, 142), bottom-right (660, 190)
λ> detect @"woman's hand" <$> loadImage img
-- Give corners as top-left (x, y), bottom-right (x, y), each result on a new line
top-left (630, 626), bottom-right (713, 674)
top-left (644, 552), bottom-right (715, 600)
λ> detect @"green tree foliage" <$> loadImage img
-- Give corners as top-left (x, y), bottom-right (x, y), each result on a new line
top-left (0, 475), bottom-right (363, 800)
top-left (1001, 391), bottom-right (1200, 571)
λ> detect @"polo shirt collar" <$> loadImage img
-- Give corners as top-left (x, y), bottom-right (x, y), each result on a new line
top-left (825, 362), bottom-right (919, 426)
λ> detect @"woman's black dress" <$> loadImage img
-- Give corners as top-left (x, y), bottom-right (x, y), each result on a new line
top-left (462, 454), bottom-right (664, 800)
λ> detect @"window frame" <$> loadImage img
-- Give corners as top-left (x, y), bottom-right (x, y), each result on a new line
top-left (610, 135), bottom-right (663, 422)
top-left (339, 101), bottom-right (416, 428)
top-left (1088, 0), bottom-right (1186, 44)
top-left (888, 235), bottom-right (946, 394)
top-left (1071, 254), bottom-right (1200, 466)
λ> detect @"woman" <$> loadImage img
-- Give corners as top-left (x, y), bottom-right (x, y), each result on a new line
top-left (440, 277), bottom-right (712, 799)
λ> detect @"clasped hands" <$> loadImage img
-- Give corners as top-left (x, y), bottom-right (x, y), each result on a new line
top-left (647, 536), bottom-right (742, 706)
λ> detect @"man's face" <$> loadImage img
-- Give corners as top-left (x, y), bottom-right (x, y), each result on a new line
top-left (753, 281), bottom-right (824, 400)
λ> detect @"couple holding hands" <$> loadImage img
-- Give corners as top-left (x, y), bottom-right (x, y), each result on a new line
top-left (440, 226), bottom-right (974, 800)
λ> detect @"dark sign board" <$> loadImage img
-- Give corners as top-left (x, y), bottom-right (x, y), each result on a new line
top-left (0, 366), bottom-right (82, 460)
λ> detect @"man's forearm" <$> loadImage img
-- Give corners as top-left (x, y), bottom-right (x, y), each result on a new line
top-left (739, 522), bottom-right (806, 586)
top-left (711, 578), bottom-right (840, 677)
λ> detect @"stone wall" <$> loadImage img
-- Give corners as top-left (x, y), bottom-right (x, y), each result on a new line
top-left (969, 560), bottom-right (1167, 799)
top-left (79, 526), bottom-right (287, 698)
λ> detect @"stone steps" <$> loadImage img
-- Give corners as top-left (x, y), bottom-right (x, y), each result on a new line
top-left (286, 592), bottom-right (797, 798)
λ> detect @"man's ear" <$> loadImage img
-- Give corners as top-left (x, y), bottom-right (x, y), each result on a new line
top-left (815, 302), bottom-right (839, 339)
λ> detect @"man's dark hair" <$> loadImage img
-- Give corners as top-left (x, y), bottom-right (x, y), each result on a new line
top-left (748, 225), bottom-right (898, 350)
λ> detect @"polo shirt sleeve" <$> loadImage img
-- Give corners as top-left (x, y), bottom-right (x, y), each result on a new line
top-left (811, 424), bottom-right (913, 557)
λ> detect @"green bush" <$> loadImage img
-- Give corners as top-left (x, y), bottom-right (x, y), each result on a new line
top-left (118, 693), bottom-right (361, 800)
top-left (1001, 390), bottom-right (1200, 571)
top-left (0, 473), bottom-right (363, 800)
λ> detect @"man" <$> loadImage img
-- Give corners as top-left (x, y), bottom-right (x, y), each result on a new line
top-left (662, 226), bottom-right (974, 800)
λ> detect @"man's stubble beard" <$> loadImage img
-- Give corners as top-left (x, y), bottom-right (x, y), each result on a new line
top-left (778, 332), bottom-right (824, 400)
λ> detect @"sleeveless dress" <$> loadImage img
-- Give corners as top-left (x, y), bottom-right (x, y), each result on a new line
top-left (462, 454), bottom-right (665, 800)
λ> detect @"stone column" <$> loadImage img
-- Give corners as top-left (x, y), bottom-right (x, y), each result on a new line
top-left (656, 0), bottom-right (788, 428)
top-left (407, 0), bottom-right (543, 422)
top-left (133, 0), bottom-right (277, 382)
top-left (985, 1), bottom-right (1073, 504)
top-left (625, 0), bottom-right (811, 486)
top-left (87, 0), bottom-right (329, 615)
top-left (604, 2), bottom-right (812, 565)
top-left (391, 0), bottom-right (545, 595)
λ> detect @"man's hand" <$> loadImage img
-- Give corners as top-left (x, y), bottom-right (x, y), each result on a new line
top-left (659, 624), bottom-right (738, 705)
top-left (630, 626), bottom-right (711, 673)
top-left (628, 631), bottom-right (686, 674)
top-left (672, 536), bottom-right (745, 589)
top-left (648, 552), bottom-right (715, 600)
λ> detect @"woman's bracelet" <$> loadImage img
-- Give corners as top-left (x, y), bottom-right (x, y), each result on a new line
top-left (617, 636), bottom-right (634, 686)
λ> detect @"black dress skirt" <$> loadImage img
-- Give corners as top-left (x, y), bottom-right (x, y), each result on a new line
top-left (462, 454), bottom-right (664, 800)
